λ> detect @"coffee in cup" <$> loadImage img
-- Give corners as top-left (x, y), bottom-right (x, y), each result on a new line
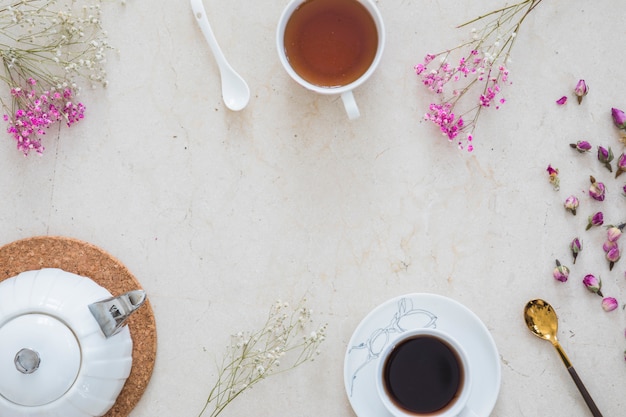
top-left (276, 0), bottom-right (385, 119)
top-left (376, 328), bottom-right (475, 417)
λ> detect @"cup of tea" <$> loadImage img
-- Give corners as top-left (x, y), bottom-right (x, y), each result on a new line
top-left (276, 0), bottom-right (385, 119)
top-left (376, 328), bottom-right (476, 417)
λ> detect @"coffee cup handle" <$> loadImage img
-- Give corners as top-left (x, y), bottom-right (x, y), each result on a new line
top-left (341, 90), bottom-right (360, 119)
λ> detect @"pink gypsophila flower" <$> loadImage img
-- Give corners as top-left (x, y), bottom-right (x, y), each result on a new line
top-left (4, 83), bottom-right (85, 155)
top-left (424, 103), bottom-right (464, 141)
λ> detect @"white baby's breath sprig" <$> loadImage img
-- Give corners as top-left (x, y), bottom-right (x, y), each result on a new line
top-left (198, 298), bottom-right (327, 417)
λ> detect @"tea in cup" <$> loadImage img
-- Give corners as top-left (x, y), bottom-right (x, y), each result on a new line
top-left (376, 328), bottom-right (476, 417)
top-left (276, 0), bottom-right (385, 119)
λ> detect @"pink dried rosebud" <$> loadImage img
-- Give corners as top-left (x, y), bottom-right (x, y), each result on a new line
top-left (570, 237), bottom-right (582, 263)
top-left (586, 212), bottom-right (604, 230)
top-left (603, 240), bottom-right (617, 253)
top-left (570, 140), bottom-right (592, 153)
top-left (607, 225), bottom-right (623, 242)
top-left (612, 108), bottom-right (626, 129)
top-left (574, 80), bottom-right (589, 104)
top-left (546, 164), bottom-right (560, 190)
top-left (597, 146), bottom-right (614, 172)
top-left (616, 153), bottom-right (626, 178)
top-left (553, 260), bottom-right (569, 282)
top-left (582, 274), bottom-right (603, 296)
top-left (602, 297), bottom-right (618, 312)
top-left (564, 195), bottom-right (579, 215)
top-left (606, 246), bottom-right (621, 271)
top-left (589, 176), bottom-right (606, 201)
top-left (556, 96), bottom-right (567, 105)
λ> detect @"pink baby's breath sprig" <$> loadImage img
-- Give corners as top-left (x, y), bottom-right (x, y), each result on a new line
top-left (415, 0), bottom-right (544, 151)
top-left (4, 80), bottom-right (85, 155)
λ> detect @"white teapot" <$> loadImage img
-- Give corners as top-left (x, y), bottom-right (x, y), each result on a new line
top-left (0, 268), bottom-right (146, 417)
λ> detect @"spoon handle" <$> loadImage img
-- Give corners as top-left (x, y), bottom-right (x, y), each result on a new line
top-left (567, 366), bottom-right (603, 417)
top-left (189, 0), bottom-right (228, 72)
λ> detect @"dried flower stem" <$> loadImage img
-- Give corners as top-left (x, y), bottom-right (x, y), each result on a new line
top-left (198, 299), bottom-right (327, 417)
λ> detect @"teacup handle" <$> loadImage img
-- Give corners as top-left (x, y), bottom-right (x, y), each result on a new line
top-left (341, 90), bottom-right (360, 119)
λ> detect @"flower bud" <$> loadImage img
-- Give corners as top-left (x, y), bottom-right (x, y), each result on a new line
top-left (569, 140), bottom-right (592, 153)
top-left (553, 260), bottom-right (569, 282)
top-left (546, 164), bottom-right (560, 190)
top-left (602, 297), bottom-right (618, 312)
top-left (603, 240), bottom-right (617, 253)
top-left (574, 79), bottom-right (588, 104)
top-left (589, 176), bottom-right (606, 201)
top-left (564, 195), bottom-right (579, 215)
top-left (597, 146), bottom-right (614, 172)
top-left (582, 274), bottom-right (603, 296)
top-left (616, 153), bottom-right (626, 178)
top-left (612, 108), bottom-right (626, 129)
top-left (570, 237), bottom-right (582, 263)
top-left (607, 226), bottom-right (622, 242)
top-left (606, 246), bottom-right (620, 271)
top-left (586, 212), bottom-right (603, 230)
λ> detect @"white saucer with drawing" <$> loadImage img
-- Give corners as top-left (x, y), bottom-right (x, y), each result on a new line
top-left (343, 293), bottom-right (501, 417)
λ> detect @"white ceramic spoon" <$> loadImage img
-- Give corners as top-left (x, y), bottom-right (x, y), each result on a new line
top-left (190, 0), bottom-right (250, 111)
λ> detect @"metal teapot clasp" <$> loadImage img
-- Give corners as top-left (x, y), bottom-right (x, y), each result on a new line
top-left (88, 290), bottom-right (146, 338)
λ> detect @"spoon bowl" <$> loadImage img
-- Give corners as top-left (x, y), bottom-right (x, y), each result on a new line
top-left (523, 299), bottom-right (603, 417)
top-left (190, 0), bottom-right (250, 111)
top-left (524, 299), bottom-right (559, 344)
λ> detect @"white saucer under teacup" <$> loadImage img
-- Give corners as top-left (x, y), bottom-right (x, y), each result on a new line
top-left (343, 293), bottom-right (501, 417)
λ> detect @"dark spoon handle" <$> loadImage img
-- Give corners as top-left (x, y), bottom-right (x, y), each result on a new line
top-left (568, 366), bottom-right (603, 417)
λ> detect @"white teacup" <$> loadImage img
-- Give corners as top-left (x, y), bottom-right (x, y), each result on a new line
top-left (376, 328), bottom-right (477, 417)
top-left (276, 0), bottom-right (385, 119)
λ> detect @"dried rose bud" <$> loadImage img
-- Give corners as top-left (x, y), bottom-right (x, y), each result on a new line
top-left (603, 240), bottom-right (617, 253)
top-left (570, 237), bottom-right (582, 263)
top-left (597, 146), bottom-right (614, 172)
top-left (612, 108), bottom-right (626, 129)
top-left (589, 176), bottom-right (606, 201)
top-left (606, 246), bottom-right (621, 271)
top-left (570, 140), bottom-right (592, 153)
top-left (586, 212), bottom-right (604, 230)
top-left (602, 297), bottom-right (618, 312)
top-left (556, 96), bottom-right (567, 105)
top-left (553, 260), bottom-right (569, 282)
top-left (546, 164), bottom-right (560, 190)
top-left (616, 153), bottom-right (626, 178)
top-left (582, 274), bottom-right (603, 296)
top-left (574, 79), bottom-right (589, 104)
top-left (607, 226), bottom-right (623, 242)
top-left (564, 195), bottom-right (579, 215)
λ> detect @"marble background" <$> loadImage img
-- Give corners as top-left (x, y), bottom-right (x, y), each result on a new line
top-left (1, 0), bottom-right (625, 416)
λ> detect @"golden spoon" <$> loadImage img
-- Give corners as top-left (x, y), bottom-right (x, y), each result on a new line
top-left (524, 299), bottom-right (603, 417)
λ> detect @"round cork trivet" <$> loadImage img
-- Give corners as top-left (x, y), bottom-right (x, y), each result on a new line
top-left (0, 236), bottom-right (156, 417)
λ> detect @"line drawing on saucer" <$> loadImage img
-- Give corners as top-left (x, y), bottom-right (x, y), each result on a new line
top-left (347, 297), bottom-right (438, 396)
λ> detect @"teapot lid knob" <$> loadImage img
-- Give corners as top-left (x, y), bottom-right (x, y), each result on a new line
top-left (14, 348), bottom-right (40, 374)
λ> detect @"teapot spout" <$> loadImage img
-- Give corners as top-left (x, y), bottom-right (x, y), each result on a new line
top-left (89, 290), bottom-right (146, 338)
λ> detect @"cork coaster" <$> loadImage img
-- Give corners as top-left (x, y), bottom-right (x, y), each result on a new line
top-left (0, 236), bottom-right (156, 417)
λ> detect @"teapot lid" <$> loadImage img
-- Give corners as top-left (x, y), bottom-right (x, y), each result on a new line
top-left (0, 313), bottom-right (81, 406)
top-left (0, 268), bottom-right (133, 417)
